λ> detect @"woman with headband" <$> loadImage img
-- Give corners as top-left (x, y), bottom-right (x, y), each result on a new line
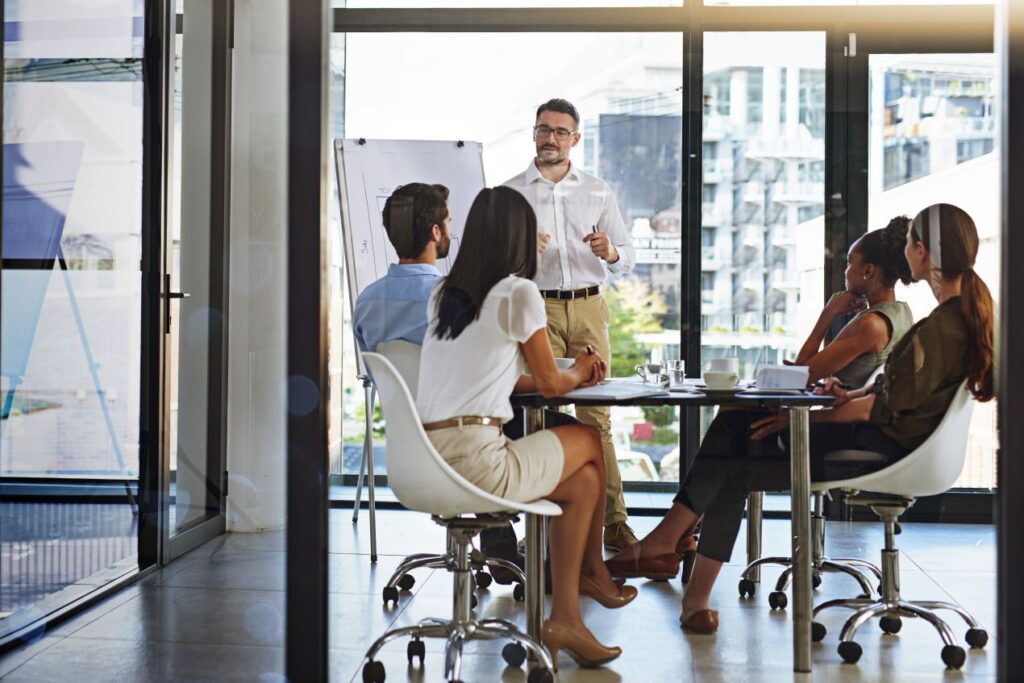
top-left (607, 203), bottom-right (994, 634)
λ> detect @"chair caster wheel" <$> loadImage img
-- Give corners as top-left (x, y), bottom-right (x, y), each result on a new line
top-left (838, 640), bottom-right (862, 664)
top-left (475, 570), bottom-right (493, 589)
top-left (966, 627), bottom-right (988, 649)
top-left (397, 573), bottom-right (415, 591)
top-left (382, 586), bottom-right (399, 607)
top-left (362, 659), bottom-right (386, 683)
top-left (738, 578), bottom-right (756, 598)
top-left (880, 615), bottom-right (902, 634)
top-left (527, 667), bottom-right (554, 683)
top-left (502, 642), bottom-right (527, 668)
top-left (812, 621), bottom-right (827, 642)
top-left (513, 583), bottom-right (525, 602)
top-left (471, 593), bottom-right (479, 610)
top-left (942, 644), bottom-right (966, 670)
top-left (407, 638), bottom-right (425, 666)
top-left (812, 573), bottom-right (823, 589)
top-left (768, 591), bottom-right (788, 610)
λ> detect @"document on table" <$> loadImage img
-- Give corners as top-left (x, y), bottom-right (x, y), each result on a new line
top-left (755, 364), bottom-right (809, 390)
top-left (561, 383), bottom-right (668, 401)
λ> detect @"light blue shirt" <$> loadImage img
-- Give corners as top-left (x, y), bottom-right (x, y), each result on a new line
top-left (353, 263), bottom-right (442, 353)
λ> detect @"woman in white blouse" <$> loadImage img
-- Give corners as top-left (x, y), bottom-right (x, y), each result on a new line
top-left (418, 187), bottom-right (634, 671)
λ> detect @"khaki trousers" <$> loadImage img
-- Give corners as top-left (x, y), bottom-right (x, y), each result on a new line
top-left (543, 293), bottom-right (628, 526)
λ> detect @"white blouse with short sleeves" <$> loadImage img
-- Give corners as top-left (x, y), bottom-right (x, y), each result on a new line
top-left (416, 276), bottom-right (548, 423)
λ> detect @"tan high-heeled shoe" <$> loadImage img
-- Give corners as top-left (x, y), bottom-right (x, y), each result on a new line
top-left (541, 620), bottom-right (622, 671)
top-left (579, 574), bottom-right (638, 609)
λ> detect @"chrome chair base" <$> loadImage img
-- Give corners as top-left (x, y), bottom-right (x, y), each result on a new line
top-left (363, 516), bottom-right (553, 683)
top-left (811, 496), bottom-right (988, 670)
top-left (739, 491), bottom-right (881, 607)
top-left (381, 525), bottom-right (527, 608)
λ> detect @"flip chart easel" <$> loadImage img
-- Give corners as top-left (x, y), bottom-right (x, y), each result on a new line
top-left (333, 138), bottom-right (486, 560)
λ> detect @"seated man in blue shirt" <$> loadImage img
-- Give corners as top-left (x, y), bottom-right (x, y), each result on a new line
top-left (354, 182), bottom-right (575, 585)
top-left (353, 182), bottom-right (450, 353)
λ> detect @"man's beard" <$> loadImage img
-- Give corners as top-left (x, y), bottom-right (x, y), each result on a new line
top-left (436, 234), bottom-right (452, 259)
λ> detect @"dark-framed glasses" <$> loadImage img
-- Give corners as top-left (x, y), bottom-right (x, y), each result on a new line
top-left (533, 125), bottom-right (576, 142)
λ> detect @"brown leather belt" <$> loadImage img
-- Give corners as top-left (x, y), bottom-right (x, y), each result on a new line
top-left (540, 285), bottom-right (600, 300)
top-left (422, 415), bottom-right (503, 431)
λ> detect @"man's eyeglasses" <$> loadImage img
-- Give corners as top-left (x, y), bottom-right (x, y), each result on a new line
top-left (533, 125), bottom-right (576, 142)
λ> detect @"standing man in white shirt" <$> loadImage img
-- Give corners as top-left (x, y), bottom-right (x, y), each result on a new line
top-left (504, 98), bottom-right (639, 552)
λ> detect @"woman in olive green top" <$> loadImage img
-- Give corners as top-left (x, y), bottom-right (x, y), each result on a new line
top-left (606, 203), bottom-right (994, 634)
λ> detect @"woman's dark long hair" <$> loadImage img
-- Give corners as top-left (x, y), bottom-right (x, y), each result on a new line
top-left (433, 187), bottom-right (538, 340)
top-left (909, 203), bottom-right (994, 402)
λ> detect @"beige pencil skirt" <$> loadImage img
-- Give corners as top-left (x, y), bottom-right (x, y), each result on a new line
top-left (427, 424), bottom-right (565, 502)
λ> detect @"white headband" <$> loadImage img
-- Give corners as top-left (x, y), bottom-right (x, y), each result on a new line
top-left (928, 205), bottom-right (943, 271)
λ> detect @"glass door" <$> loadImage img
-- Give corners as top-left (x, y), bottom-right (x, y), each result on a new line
top-left (161, 0), bottom-right (231, 560)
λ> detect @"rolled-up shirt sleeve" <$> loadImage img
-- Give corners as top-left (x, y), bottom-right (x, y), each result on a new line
top-left (599, 189), bottom-right (634, 275)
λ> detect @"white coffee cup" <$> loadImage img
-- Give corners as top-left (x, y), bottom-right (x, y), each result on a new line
top-left (704, 370), bottom-right (739, 390)
top-left (554, 358), bottom-right (574, 370)
top-left (709, 357), bottom-right (740, 374)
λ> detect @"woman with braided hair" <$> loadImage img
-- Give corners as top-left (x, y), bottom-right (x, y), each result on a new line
top-left (608, 203), bottom-right (994, 634)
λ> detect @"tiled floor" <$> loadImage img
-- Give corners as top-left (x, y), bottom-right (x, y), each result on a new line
top-left (0, 510), bottom-right (997, 682)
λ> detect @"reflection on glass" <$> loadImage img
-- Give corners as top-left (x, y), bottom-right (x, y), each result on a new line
top-left (868, 53), bottom-right (998, 489)
top-left (334, 32), bottom-right (683, 483)
top-left (1, 26), bottom-right (142, 631)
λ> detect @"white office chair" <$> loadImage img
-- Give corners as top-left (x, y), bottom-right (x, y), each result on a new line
top-left (369, 341), bottom-right (523, 607)
top-left (359, 353), bottom-right (559, 683)
top-left (740, 366), bottom-right (888, 607)
top-left (810, 381), bottom-right (989, 670)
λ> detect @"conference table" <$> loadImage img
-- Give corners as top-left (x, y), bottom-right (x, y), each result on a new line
top-left (511, 382), bottom-right (835, 674)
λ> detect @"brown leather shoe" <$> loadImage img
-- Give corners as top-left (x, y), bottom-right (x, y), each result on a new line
top-left (542, 620), bottom-right (622, 671)
top-left (603, 521), bottom-right (639, 553)
top-left (676, 534), bottom-right (697, 584)
top-left (680, 608), bottom-right (719, 634)
top-left (579, 574), bottom-right (638, 609)
top-left (605, 543), bottom-right (680, 581)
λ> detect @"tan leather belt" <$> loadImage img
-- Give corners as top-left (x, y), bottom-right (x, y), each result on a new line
top-left (540, 285), bottom-right (600, 300)
top-left (422, 415), bottom-right (503, 431)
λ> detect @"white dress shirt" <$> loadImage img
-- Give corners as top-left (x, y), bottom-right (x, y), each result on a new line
top-left (503, 161), bottom-right (635, 291)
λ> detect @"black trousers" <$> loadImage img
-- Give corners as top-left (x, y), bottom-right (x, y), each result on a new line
top-left (673, 410), bottom-right (908, 563)
top-left (479, 406), bottom-right (579, 553)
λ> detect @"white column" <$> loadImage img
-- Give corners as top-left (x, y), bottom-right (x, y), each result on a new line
top-left (730, 69), bottom-right (749, 129)
top-left (226, 0), bottom-right (288, 532)
top-left (762, 66), bottom-right (781, 139)
top-left (786, 67), bottom-right (800, 138)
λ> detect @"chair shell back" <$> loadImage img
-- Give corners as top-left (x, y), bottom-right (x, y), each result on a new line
top-left (375, 339), bottom-right (421, 398)
top-left (820, 380), bottom-right (974, 498)
top-left (361, 353), bottom-right (561, 518)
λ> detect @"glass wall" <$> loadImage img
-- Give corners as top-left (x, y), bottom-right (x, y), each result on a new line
top-left (867, 52), bottom-right (998, 489)
top-left (330, 32), bottom-right (684, 484)
top-left (1, 0), bottom-right (143, 630)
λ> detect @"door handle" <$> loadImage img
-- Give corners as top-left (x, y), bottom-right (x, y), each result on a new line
top-left (164, 274), bottom-right (191, 334)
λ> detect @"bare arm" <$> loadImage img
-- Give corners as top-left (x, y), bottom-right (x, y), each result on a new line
top-left (801, 314), bottom-right (890, 383)
top-left (513, 328), bottom-right (605, 398)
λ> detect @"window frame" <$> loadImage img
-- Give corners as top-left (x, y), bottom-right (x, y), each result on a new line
top-left (329, 2), bottom-right (997, 522)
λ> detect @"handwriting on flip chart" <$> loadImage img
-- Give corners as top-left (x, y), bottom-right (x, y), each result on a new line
top-left (334, 138), bottom-right (485, 301)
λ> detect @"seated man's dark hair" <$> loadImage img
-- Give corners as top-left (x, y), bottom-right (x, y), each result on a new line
top-left (536, 98), bottom-right (580, 128)
top-left (381, 183), bottom-right (449, 259)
